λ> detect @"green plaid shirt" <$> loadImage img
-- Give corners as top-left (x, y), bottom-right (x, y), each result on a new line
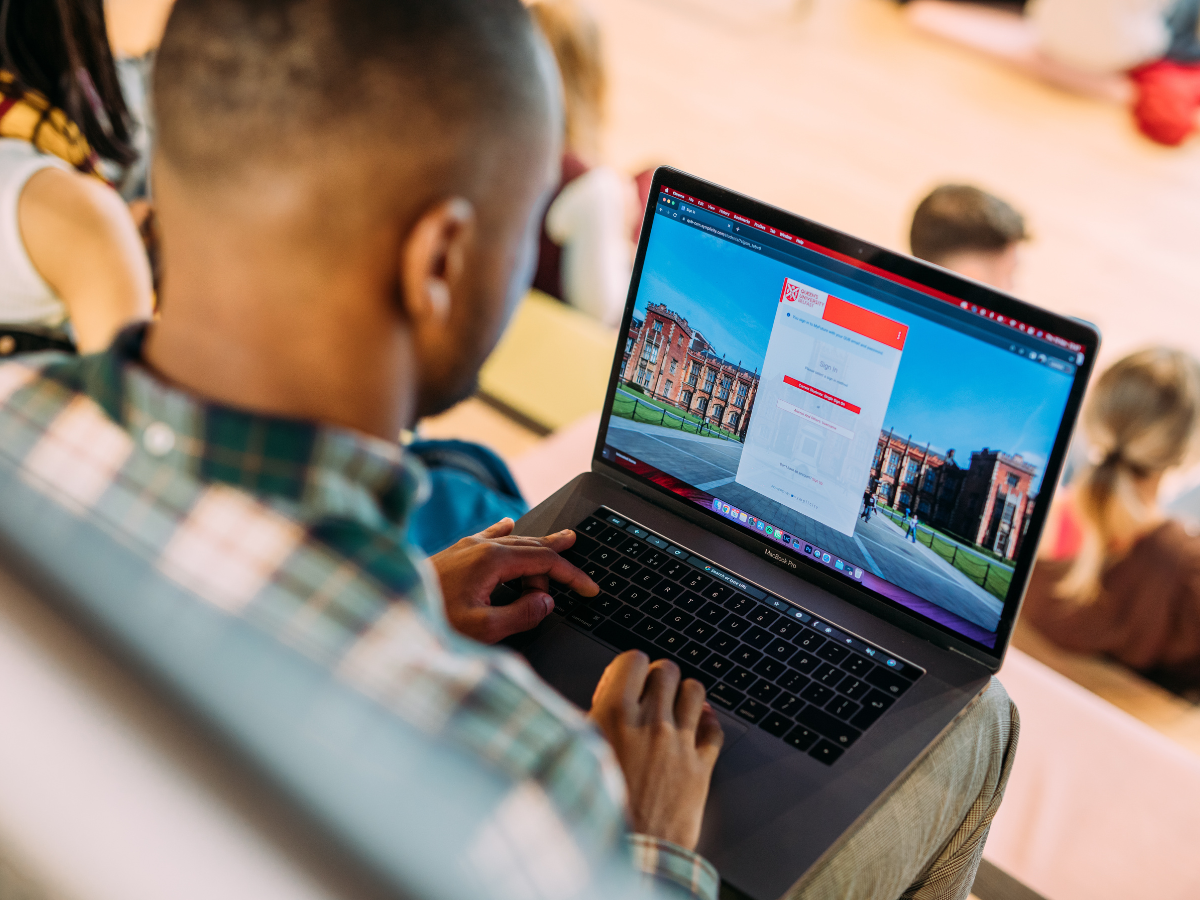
top-left (0, 326), bottom-right (718, 900)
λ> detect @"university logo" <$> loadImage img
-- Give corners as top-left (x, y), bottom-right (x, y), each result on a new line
top-left (779, 277), bottom-right (826, 313)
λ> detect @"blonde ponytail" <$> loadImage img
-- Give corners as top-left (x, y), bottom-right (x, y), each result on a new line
top-left (1057, 348), bottom-right (1200, 603)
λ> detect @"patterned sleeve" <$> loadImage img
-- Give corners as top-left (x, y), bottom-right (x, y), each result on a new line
top-left (628, 834), bottom-right (721, 900)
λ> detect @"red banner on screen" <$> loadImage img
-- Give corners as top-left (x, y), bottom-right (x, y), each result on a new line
top-left (783, 375), bottom-right (862, 414)
top-left (822, 296), bottom-right (908, 350)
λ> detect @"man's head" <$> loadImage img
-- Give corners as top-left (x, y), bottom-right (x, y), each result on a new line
top-left (909, 185), bottom-right (1028, 293)
top-left (149, 0), bottom-right (561, 432)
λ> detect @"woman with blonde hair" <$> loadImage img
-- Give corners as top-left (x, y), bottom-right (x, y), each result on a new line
top-left (1023, 347), bottom-right (1200, 689)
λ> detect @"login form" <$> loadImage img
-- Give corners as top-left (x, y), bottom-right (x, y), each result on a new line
top-left (736, 277), bottom-right (907, 536)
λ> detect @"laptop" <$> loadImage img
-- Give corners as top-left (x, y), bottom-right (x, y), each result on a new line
top-left (506, 167), bottom-right (1098, 898)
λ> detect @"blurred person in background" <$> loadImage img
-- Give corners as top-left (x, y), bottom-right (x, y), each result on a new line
top-left (0, 0), bottom-right (153, 354)
top-left (529, 0), bottom-right (641, 326)
top-left (1024, 348), bottom-right (1200, 695)
top-left (898, 0), bottom-right (1200, 145)
top-left (909, 184), bottom-right (1028, 293)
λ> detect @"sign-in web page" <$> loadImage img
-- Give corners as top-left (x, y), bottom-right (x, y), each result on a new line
top-left (737, 279), bottom-right (907, 536)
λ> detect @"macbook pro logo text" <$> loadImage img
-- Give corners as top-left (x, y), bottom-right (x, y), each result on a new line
top-left (765, 547), bottom-right (796, 569)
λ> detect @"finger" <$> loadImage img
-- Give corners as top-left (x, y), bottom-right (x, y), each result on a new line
top-left (674, 677), bottom-right (708, 732)
top-left (464, 591), bottom-right (553, 644)
top-left (537, 528), bottom-right (578, 553)
top-left (695, 703), bottom-right (725, 766)
top-left (479, 519), bottom-right (515, 539)
top-left (641, 658), bottom-right (681, 723)
top-left (592, 650), bottom-right (650, 718)
top-left (522, 572), bottom-right (550, 595)
top-left (485, 545), bottom-right (598, 596)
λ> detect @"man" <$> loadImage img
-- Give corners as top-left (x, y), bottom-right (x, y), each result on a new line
top-left (909, 184), bottom-right (1028, 293)
top-left (0, 1), bottom-right (1017, 897)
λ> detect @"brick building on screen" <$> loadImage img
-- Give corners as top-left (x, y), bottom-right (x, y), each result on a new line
top-left (870, 431), bottom-right (1037, 561)
top-left (622, 303), bottom-right (760, 438)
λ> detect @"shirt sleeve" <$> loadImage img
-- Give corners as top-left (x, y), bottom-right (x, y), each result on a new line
top-left (628, 834), bottom-right (721, 900)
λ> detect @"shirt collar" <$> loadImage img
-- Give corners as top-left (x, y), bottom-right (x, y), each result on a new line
top-left (71, 324), bottom-right (429, 531)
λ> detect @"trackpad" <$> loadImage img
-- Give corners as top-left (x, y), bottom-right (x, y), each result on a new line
top-left (523, 620), bottom-right (616, 711)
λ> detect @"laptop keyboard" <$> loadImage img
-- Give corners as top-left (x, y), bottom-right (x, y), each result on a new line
top-left (543, 508), bottom-right (923, 765)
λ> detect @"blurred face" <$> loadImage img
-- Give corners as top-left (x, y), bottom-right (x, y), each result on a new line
top-left (939, 244), bottom-right (1021, 294)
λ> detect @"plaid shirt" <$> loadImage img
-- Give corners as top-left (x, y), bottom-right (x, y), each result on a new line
top-left (0, 326), bottom-right (719, 900)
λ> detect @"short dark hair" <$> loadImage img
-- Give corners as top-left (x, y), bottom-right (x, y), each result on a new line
top-left (0, 0), bottom-right (137, 167)
top-left (909, 185), bottom-right (1028, 264)
top-left (154, 0), bottom-right (548, 186)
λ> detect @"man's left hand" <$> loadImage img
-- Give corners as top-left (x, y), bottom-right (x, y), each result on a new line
top-left (431, 519), bottom-right (598, 644)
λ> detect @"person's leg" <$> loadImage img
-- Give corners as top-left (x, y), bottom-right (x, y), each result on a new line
top-left (786, 677), bottom-right (1018, 900)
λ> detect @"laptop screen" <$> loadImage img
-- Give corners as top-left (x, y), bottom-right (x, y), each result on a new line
top-left (597, 174), bottom-right (1094, 653)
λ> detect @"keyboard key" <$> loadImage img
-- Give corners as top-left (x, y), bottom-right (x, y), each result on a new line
top-left (720, 615), bottom-right (751, 637)
top-left (612, 557), bottom-right (641, 578)
top-left (644, 534), bottom-right (669, 549)
top-left (618, 584), bottom-right (651, 606)
top-left (813, 663), bottom-right (845, 688)
top-left (700, 654), bottom-right (733, 678)
top-left (865, 666), bottom-right (913, 697)
top-left (708, 682), bottom-right (744, 710)
top-left (590, 546), bottom-right (620, 566)
top-left (685, 620), bottom-right (716, 641)
top-left (809, 741), bottom-right (845, 765)
top-left (752, 657), bottom-right (786, 680)
top-left (705, 633), bottom-right (738, 655)
top-left (599, 528), bottom-right (626, 546)
top-left (602, 512), bottom-right (627, 528)
top-left (640, 597), bottom-right (671, 619)
top-left (577, 517), bottom-right (608, 538)
top-left (735, 699), bottom-right (769, 724)
top-left (679, 641), bottom-right (711, 665)
top-left (638, 549), bottom-right (670, 569)
top-left (761, 711), bottom-right (793, 737)
top-left (661, 609), bottom-right (694, 631)
top-left (581, 561), bottom-right (606, 582)
top-left (619, 537), bottom-right (647, 557)
top-left (723, 593), bottom-right (754, 615)
top-left (612, 604), bottom-right (643, 628)
top-left (794, 629), bottom-right (825, 651)
top-left (850, 690), bottom-right (895, 730)
top-left (570, 607), bottom-right (605, 629)
top-left (800, 682), bottom-right (834, 706)
top-left (679, 571), bottom-right (712, 592)
top-left (653, 580), bottom-right (687, 602)
top-left (634, 618), bottom-right (665, 640)
top-left (729, 645), bottom-right (762, 667)
top-left (742, 626), bottom-right (773, 649)
top-left (726, 667), bottom-right (756, 690)
top-left (701, 583), bottom-right (732, 604)
top-left (791, 653), bottom-right (820, 675)
top-left (632, 569), bottom-right (663, 589)
top-left (662, 559), bottom-right (688, 580)
top-left (749, 679), bottom-right (781, 703)
top-left (746, 607), bottom-right (779, 628)
top-left (842, 654), bottom-right (874, 677)
top-left (598, 574), bottom-right (627, 595)
top-left (655, 629), bottom-right (686, 653)
top-left (675, 592), bottom-right (705, 612)
top-left (697, 602), bottom-right (727, 624)
top-left (816, 643), bottom-right (850, 665)
top-left (770, 619), bottom-right (803, 640)
top-left (828, 696), bottom-right (860, 721)
top-left (784, 725), bottom-right (818, 751)
top-left (777, 670), bottom-right (810, 693)
top-left (590, 595), bottom-right (622, 616)
top-left (771, 691), bottom-right (803, 717)
top-left (765, 639), bottom-right (798, 662)
top-left (798, 706), bottom-right (862, 747)
top-left (839, 677), bottom-right (871, 700)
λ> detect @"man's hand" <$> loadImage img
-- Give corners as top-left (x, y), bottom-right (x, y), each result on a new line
top-left (431, 518), bottom-right (598, 644)
top-left (589, 651), bottom-right (724, 850)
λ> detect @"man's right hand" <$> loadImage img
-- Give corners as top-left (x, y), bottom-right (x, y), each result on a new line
top-left (588, 651), bottom-right (724, 851)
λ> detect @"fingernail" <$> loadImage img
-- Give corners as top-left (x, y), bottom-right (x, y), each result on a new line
top-left (543, 594), bottom-right (554, 615)
top-left (558, 529), bottom-right (573, 537)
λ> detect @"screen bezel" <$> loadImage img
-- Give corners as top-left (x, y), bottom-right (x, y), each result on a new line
top-left (591, 167), bottom-right (1099, 671)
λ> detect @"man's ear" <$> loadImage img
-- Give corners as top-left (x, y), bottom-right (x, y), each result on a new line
top-left (399, 197), bottom-right (476, 328)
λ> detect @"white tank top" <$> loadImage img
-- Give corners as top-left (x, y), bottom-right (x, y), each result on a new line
top-left (0, 139), bottom-right (72, 327)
